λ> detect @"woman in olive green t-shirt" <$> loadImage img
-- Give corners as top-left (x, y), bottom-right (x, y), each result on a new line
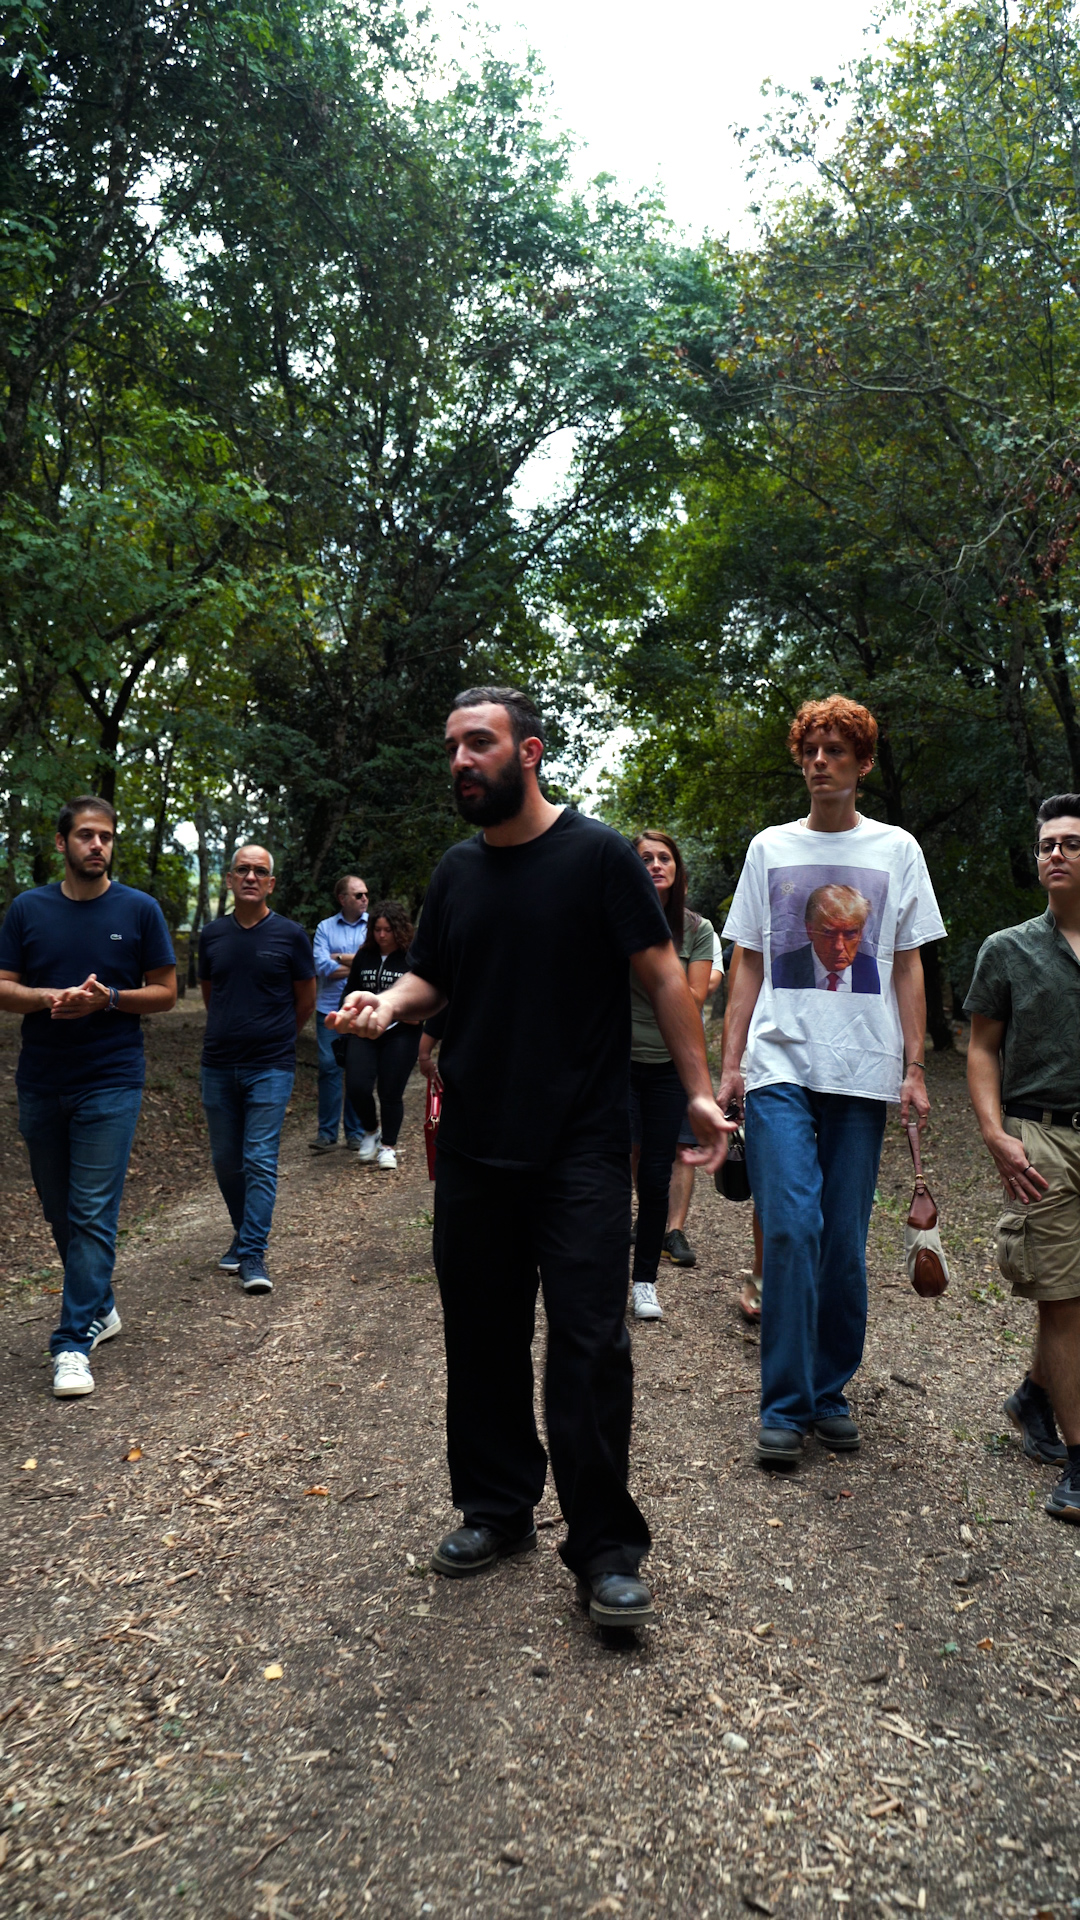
top-left (628, 832), bottom-right (714, 1322)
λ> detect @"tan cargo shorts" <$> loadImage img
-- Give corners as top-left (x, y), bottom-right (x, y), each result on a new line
top-left (997, 1116), bottom-right (1080, 1301)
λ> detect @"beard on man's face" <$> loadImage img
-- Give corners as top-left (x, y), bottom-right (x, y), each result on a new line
top-left (66, 839), bottom-right (113, 877)
top-left (453, 752), bottom-right (526, 826)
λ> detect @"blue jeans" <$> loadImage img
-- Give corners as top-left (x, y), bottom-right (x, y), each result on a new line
top-left (18, 1085), bottom-right (143, 1358)
top-left (315, 1012), bottom-right (362, 1143)
top-left (201, 1065), bottom-right (294, 1261)
top-left (745, 1084), bottom-right (886, 1432)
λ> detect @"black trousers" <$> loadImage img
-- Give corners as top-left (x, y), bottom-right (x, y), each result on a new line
top-left (344, 1025), bottom-right (421, 1147)
top-left (629, 1058), bottom-right (687, 1285)
top-left (432, 1145), bottom-right (650, 1577)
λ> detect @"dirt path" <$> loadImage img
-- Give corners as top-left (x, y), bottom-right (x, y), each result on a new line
top-left (1, 1014), bottom-right (1078, 1919)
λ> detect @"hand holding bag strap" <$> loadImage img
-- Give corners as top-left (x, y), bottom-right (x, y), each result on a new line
top-left (906, 1118), bottom-right (938, 1230)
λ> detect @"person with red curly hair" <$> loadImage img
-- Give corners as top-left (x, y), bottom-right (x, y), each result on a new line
top-left (718, 696), bottom-right (946, 1470)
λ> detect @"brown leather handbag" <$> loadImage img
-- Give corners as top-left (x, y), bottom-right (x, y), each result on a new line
top-left (904, 1120), bottom-right (949, 1297)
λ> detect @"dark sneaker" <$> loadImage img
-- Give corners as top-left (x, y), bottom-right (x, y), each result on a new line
top-left (812, 1414), bottom-right (861, 1451)
top-left (431, 1525), bottom-right (537, 1577)
top-left (239, 1258), bottom-right (273, 1296)
top-left (308, 1136), bottom-right (336, 1155)
top-left (218, 1240), bottom-right (241, 1273)
top-left (661, 1228), bottom-right (696, 1268)
top-left (756, 1426), bottom-right (803, 1467)
top-left (1004, 1377), bottom-right (1067, 1465)
top-left (576, 1571), bottom-right (655, 1627)
top-left (1045, 1462), bottom-right (1080, 1523)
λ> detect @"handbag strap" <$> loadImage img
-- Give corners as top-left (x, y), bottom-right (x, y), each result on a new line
top-left (906, 1118), bottom-right (926, 1189)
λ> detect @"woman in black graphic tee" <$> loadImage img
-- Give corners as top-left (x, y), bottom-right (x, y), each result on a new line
top-left (343, 902), bottom-right (421, 1169)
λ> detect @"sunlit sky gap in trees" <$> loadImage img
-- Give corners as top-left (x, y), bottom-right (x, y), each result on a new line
top-left (421, 0), bottom-right (890, 798)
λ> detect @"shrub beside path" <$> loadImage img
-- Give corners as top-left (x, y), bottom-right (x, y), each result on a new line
top-left (0, 1011), bottom-right (1078, 1918)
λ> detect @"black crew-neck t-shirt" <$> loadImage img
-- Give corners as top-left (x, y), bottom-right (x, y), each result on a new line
top-left (407, 809), bottom-right (671, 1167)
top-left (199, 912), bottom-right (314, 1070)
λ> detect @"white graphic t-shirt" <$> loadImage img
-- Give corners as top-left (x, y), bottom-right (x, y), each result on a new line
top-left (723, 817), bottom-right (946, 1102)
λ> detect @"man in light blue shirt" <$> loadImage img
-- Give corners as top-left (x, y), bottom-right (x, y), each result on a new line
top-left (311, 875), bottom-right (369, 1151)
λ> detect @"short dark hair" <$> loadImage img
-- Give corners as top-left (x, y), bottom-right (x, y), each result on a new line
top-left (57, 795), bottom-right (117, 838)
top-left (452, 686), bottom-right (545, 751)
top-left (1036, 794), bottom-right (1080, 827)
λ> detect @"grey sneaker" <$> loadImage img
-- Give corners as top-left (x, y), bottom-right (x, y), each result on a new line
top-left (1004, 1376), bottom-right (1067, 1465)
top-left (88, 1306), bottom-right (121, 1350)
top-left (239, 1259), bottom-right (273, 1296)
top-left (1045, 1462), bottom-right (1080, 1523)
top-left (308, 1136), bottom-right (336, 1155)
top-left (354, 1131), bottom-right (380, 1164)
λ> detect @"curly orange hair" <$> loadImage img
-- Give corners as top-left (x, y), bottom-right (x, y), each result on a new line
top-left (787, 695), bottom-right (878, 765)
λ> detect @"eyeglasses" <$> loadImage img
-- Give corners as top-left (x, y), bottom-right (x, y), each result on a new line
top-left (1035, 837), bottom-right (1080, 858)
top-left (232, 863), bottom-right (271, 877)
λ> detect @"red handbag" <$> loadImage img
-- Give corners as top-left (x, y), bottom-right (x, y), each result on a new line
top-left (424, 1079), bottom-right (442, 1182)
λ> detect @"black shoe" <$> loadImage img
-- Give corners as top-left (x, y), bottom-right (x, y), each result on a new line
top-left (1045, 1462), bottom-right (1080, 1523)
top-left (1004, 1376), bottom-right (1067, 1465)
top-left (308, 1136), bottom-right (336, 1155)
top-left (661, 1228), bottom-right (696, 1268)
top-left (812, 1414), bottom-right (861, 1451)
top-left (431, 1524), bottom-right (537, 1578)
top-left (239, 1258), bottom-right (273, 1295)
top-left (576, 1571), bottom-right (655, 1627)
top-left (756, 1426), bottom-right (804, 1467)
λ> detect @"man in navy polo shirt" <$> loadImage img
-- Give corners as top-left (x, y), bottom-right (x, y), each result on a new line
top-left (199, 843), bottom-right (316, 1296)
top-left (0, 795), bottom-right (176, 1398)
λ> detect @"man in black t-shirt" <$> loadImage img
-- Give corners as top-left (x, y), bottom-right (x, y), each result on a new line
top-left (331, 688), bottom-right (731, 1630)
top-left (198, 844), bottom-right (316, 1295)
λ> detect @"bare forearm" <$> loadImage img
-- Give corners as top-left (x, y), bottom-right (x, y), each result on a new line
top-left (652, 978), bottom-right (714, 1101)
top-left (369, 974), bottom-right (446, 1025)
top-left (0, 982), bottom-right (53, 1013)
top-left (117, 984), bottom-right (176, 1015)
top-left (967, 1039), bottom-right (1005, 1143)
top-left (893, 951), bottom-right (926, 1068)
top-left (721, 949), bottom-right (763, 1070)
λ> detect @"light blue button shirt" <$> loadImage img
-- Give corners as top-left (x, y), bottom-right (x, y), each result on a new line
top-left (313, 911), bottom-right (369, 1015)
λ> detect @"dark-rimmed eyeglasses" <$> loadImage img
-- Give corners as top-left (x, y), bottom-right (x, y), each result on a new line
top-left (1036, 837), bottom-right (1080, 858)
top-left (232, 863), bottom-right (271, 878)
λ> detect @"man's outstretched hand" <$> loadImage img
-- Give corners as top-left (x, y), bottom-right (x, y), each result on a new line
top-left (677, 1093), bottom-right (737, 1176)
top-left (327, 990), bottom-right (392, 1040)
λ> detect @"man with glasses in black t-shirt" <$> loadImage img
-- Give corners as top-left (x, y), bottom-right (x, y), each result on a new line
top-left (966, 793), bottom-right (1080, 1525)
top-left (331, 688), bottom-right (732, 1631)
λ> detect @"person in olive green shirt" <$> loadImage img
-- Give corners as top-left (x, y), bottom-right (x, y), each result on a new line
top-left (965, 792), bottom-right (1080, 1525)
top-left (629, 832), bottom-right (715, 1321)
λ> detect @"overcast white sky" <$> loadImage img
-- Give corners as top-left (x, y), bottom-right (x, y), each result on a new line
top-left (428, 0), bottom-right (889, 242)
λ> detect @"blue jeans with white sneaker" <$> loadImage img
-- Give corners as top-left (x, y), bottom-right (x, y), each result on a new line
top-left (18, 1085), bottom-right (143, 1358)
top-left (745, 1083), bottom-right (886, 1433)
top-left (201, 1065), bottom-right (294, 1261)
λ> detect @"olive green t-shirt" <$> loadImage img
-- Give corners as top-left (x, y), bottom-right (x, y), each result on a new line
top-left (629, 914), bottom-right (715, 1064)
top-left (963, 907), bottom-right (1080, 1108)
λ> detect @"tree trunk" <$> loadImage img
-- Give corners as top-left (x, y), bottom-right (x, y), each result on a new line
top-left (188, 807), bottom-right (212, 990)
top-left (921, 939), bottom-right (954, 1053)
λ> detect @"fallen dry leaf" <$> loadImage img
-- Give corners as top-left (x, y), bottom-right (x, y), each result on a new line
top-left (263, 1663), bottom-right (284, 1681)
top-left (303, 1484), bottom-right (329, 1497)
top-left (976, 1637), bottom-right (993, 1652)
top-left (124, 1447), bottom-right (143, 1462)
top-left (21, 1458), bottom-right (36, 1471)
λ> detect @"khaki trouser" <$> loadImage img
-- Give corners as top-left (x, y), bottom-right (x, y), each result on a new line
top-left (997, 1116), bottom-right (1080, 1301)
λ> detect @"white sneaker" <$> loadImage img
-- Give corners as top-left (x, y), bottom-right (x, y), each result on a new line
top-left (355, 1131), bottom-right (380, 1163)
top-left (53, 1351), bottom-right (95, 1398)
top-left (632, 1282), bottom-right (663, 1321)
top-left (88, 1306), bottom-right (122, 1350)
top-left (377, 1146), bottom-right (397, 1170)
